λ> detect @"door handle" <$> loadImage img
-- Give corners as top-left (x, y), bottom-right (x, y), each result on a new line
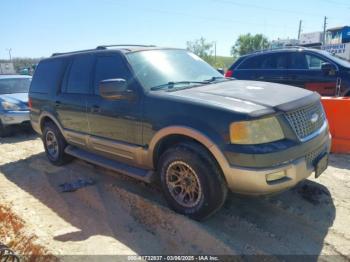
top-left (55, 101), bottom-right (61, 107)
top-left (256, 76), bottom-right (264, 80)
top-left (91, 105), bottom-right (101, 113)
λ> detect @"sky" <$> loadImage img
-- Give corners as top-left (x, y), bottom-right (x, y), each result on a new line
top-left (0, 0), bottom-right (349, 59)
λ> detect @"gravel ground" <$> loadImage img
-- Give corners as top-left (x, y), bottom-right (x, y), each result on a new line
top-left (0, 130), bottom-right (350, 261)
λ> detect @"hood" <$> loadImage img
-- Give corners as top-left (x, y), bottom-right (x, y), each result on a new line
top-left (0, 93), bottom-right (29, 107)
top-left (162, 80), bottom-right (318, 117)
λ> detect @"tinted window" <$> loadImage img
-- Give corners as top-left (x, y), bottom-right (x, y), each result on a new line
top-left (261, 53), bottom-right (288, 69)
top-left (31, 59), bottom-right (65, 93)
top-left (239, 53), bottom-right (288, 69)
top-left (94, 55), bottom-right (130, 95)
top-left (0, 78), bottom-right (31, 94)
top-left (289, 53), bottom-right (308, 69)
top-left (66, 54), bottom-right (95, 94)
top-left (305, 54), bottom-right (327, 69)
top-left (238, 56), bottom-right (265, 69)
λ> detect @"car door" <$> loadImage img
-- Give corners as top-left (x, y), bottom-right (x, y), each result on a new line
top-left (55, 54), bottom-right (94, 140)
top-left (85, 53), bottom-right (143, 152)
top-left (287, 52), bottom-right (338, 96)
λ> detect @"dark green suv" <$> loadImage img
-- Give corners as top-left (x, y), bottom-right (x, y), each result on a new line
top-left (29, 45), bottom-right (331, 220)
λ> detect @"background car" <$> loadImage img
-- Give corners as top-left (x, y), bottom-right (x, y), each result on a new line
top-left (226, 47), bottom-right (350, 96)
top-left (0, 75), bottom-right (32, 137)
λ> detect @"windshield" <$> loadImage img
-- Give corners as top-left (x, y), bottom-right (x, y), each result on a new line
top-left (126, 49), bottom-right (223, 91)
top-left (317, 50), bottom-right (350, 68)
top-left (0, 78), bottom-right (32, 94)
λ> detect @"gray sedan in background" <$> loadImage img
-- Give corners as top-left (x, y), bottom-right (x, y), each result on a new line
top-left (0, 75), bottom-right (32, 137)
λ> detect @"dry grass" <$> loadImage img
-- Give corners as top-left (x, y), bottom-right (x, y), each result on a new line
top-left (0, 205), bottom-right (57, 262)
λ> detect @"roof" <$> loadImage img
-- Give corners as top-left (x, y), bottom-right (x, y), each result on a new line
top-left (0, 74), bottom-right (32, 79)
top-left (50, 44), bottom-right (179, 58)
top-left (327, 26), bottom-right (350, 32)
top-left (242, 46), bottom-right (317, 58)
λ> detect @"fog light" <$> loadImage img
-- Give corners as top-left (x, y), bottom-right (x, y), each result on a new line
top-left (266, 171), bottom-right (286, 182)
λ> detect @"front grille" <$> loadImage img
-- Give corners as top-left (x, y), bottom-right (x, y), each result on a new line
top-left (305, 146), bottom-right (327, 167)
top-left (284, 101), bottom-right (325, 140)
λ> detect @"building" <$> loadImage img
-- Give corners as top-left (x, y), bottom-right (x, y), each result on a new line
top-left (322, 26), bottom-right (350, 61)
top-left (0, 63), bottom-right (16, 74)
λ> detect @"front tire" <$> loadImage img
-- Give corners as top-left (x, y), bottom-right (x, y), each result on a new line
top-left (43, 122), bottom-right (72, 166)
top-left (158, 143), bottom-right (228, 220)
top-left (0, 121), bottom-right (11, 137)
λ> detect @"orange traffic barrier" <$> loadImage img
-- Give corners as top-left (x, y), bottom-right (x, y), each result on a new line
top-left (321, 97), bottom-right (350, 154)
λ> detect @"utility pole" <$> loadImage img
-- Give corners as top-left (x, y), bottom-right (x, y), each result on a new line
top-left (6, 48), bottom-right (12, 61)
top-left (214, 41), bottom-right (217, 64)
top-left (298, 20), bottom-right (303, 41)
top-left (323, 16), bottom-right (328, 45)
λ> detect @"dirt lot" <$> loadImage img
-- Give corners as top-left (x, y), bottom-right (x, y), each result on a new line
top-left (1, 130), bottom-right (350, 261)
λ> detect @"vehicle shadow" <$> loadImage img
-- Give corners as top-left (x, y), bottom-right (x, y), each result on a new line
top-left (0, 126), bottom-right (38, 144)
top-left (204, 180), bottom-right (336, 259)
top-left (0, 152), bottom-right (190, 255)
top-left (328, 153), bottom-right (350, 170)
top-left (0, 152), bottom-right (336, 258)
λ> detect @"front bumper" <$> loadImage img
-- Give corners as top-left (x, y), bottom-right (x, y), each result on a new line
top-left (221, 130), bottom-right (331, 195)
top-left (225, 156), bottom-right (319, 195)
top-left (0, 111), bottom-right (30, 125)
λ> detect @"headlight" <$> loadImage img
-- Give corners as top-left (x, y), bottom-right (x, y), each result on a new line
top-left (1, 101), bottom-right (21, 111)
top-left (230, 117), bottom-right (284, 144)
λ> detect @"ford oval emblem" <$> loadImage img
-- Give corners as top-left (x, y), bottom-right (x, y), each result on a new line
top-left (310, 113), bottom-right (319, 124)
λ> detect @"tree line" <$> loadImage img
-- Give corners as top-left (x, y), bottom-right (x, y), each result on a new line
top-left (186, 33), bottom-right (269, 68)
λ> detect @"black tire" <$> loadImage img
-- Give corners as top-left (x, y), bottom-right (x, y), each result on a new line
top-left (0, 121), bottom-right (11, 137)
top-left (42, 121), bottom-right (72, 166)
top-left (158, 142), bottom-right (228, 220)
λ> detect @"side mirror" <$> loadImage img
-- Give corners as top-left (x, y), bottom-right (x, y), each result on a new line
top-left (321, 62), bottom-right (337, 75)
top-left (217, 68), bottom-right (225, 75)
top-left (99, 78), bottom-right (133, 100)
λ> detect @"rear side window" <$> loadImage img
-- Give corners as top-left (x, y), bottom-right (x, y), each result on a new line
top-left (238, 56), bottom-right (264, 69)
top-left (239, 53), bottom-right (288, 69)
top-left (30, 59), bottom-right (65, 93)
top-left (261, 53), bottom-right (288, 69)
top-left (93, 55), bottom-right (130, 95)
top-left (66, 54), bottom-right (95, 94)
top-left (289, 53), bottom-right (308, 69)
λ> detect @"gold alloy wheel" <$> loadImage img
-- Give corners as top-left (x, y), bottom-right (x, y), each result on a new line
top-left (165, 161), bottom-right (202, 208)
top-left (45, 130), bottom-right (59, 160)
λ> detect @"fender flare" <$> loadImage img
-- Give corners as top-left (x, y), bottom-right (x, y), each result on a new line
top-left (146, 126), bottom-right (230, 174)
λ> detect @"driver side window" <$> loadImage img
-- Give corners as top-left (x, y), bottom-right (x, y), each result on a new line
top-left (305, 54), bottom-right (327, 70)
top-left (93, 55), bottom-right (131, 95)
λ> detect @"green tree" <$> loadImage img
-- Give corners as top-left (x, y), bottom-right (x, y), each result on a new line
top-left (231, 33), bottom-right (269, 56)
top-left (186, 37), bottom-right (214, 64)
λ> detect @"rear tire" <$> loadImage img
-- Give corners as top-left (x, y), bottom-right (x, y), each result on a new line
top-left (42, 122), bottom-right (72, 166)
top-left (158, 142), bottom-right (228, 220)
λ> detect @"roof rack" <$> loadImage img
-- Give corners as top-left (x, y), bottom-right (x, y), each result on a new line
top-left (248, 45), bottom-right (307, 55)
top-left (96, 44), bottom-right (156, 49)
top-left (51, 48), bottom-right (100, 57)
top-left (52, 44), bottom-right (156, 57)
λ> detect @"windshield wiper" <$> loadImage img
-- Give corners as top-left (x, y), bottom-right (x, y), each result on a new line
top-left (150, 81), bottom-right (206, 91)
top-left (203, 76), bottom-right (233, 83)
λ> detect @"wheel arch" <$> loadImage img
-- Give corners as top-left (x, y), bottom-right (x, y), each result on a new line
top-left (39, 112), bottom-right (64, 134)
top-left (148, 126), bottom-right (230, 178)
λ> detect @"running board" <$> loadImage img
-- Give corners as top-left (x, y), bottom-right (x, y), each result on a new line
top-left (65, 145), bottom-right (155, 183)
